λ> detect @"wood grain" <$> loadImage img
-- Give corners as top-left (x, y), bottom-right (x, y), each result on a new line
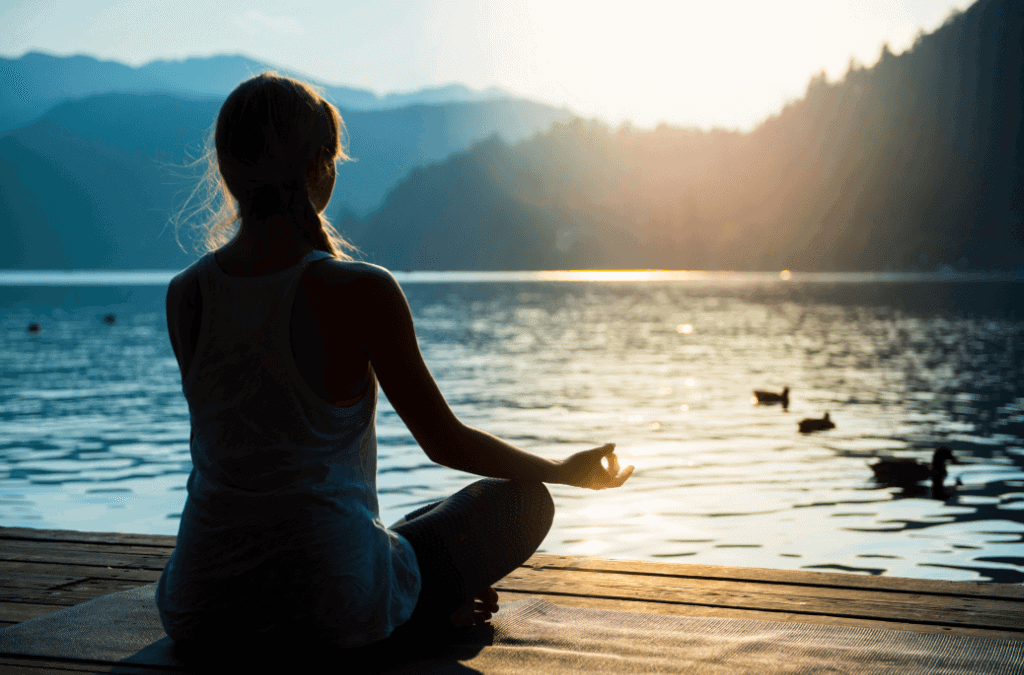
top-left (1, 526), bottom-right (1021, 644)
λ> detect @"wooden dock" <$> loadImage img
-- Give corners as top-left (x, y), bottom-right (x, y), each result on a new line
top-left (1, 526), bottom-right (1023, 672)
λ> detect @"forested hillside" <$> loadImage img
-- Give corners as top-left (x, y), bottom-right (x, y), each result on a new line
top-left (1, 0), bottom-right (1019, 271)
top-left (352, 0), bottom-right (1022, 272)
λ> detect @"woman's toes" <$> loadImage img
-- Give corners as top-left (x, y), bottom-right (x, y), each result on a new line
top-left (477, 586), bottom-right (499, 612)
top-left (450, 587), bottom-right (501, 626)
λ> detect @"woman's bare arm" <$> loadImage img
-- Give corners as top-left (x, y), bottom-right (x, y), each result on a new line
top-left (351, 267), bottom-right (632, 489)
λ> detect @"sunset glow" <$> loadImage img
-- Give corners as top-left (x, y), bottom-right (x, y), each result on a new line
top-left (1, 0), bottom-right (974, 131)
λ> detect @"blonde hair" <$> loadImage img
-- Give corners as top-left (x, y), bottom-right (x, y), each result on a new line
top-left (174, 72), bottom-right (356, 259)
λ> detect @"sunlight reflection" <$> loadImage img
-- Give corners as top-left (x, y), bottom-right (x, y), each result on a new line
top-left (780, 270), bottom-right (793, 281)
top-left (680, 404), bottom-right (689, 411)
top-left (649, 421), bottom-right (661, 431)
top-left (685, 378), bottom-right (696, 387)
top-left (570, 540), bottom-right (610, 555)
top-left (535, 270), bottom-right (714, 282)
top-left (676, 323), bottom-right (694, 334)
top-left (579, 503), bottom-right (629, 520)
top-left (657, 386), bottom-right (673, 395)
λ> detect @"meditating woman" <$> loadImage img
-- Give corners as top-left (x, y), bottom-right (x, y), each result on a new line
top-left (155, 73), bottom-right (633, 657)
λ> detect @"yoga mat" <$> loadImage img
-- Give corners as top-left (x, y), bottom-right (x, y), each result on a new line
top-left (1, 583), bottom-right (1022, 674)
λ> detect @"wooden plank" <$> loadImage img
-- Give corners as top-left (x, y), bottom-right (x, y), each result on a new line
top-left (0, 657), bottom-right (175, 674)
top-left (0, 542), bottom-right (170, 571)
top-left (0, 662), bottom-right (87, 675)
top-left (0, 579), bottom-right (150, 608)
top-left (0, 528), bottom-right (176, 549)
top-left (0, 526), bottom-right (1020, 643)
top-left (524, 554), bottom-right (1024, 601)
top-left (0, 540), bottom-right (175, 559)
top-left (2, 528), bottom-right (1019, 601)
top-left (0, 560), bottom-right (162, 585)
top-left (495, 566), bottom-right (1024, 633)
top-left (496, 591), bottom-right (1024, 641)
top-left (0, 571), bottom-right (86, 591)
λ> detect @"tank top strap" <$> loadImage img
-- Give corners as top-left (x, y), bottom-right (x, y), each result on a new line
top-left (301, 249), bottom-right (335, 265)
top-left (270, 248), bottom-right (335, 331)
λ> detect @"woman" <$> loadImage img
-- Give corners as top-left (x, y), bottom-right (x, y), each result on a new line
top-left (156, 72), bottom-right (633, 658)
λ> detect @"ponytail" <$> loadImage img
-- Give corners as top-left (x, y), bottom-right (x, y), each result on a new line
top-left (245, 176), bottom-right (335, 255)
top-left (174, 72), bottom-right (357, 260)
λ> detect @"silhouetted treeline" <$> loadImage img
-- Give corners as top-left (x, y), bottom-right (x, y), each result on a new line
top-left (352, 0), bottom-right (1023, 271)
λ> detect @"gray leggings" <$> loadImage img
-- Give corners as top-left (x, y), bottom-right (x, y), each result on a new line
top-left (387, 478), bottom-right (555, 638)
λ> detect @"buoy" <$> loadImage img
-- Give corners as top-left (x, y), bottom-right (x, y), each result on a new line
top-left (103, 314), bottom-right (116, 325)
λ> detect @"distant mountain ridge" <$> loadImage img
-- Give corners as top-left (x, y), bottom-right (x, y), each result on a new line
top-left (351, 0), bottom-right (1022, 272)
top-left (2, 0), bottom-right (1020, 272)
top-left (0, 88), bottom-right (572, 268)
top-left (0, 51), bottom-right (524, 133)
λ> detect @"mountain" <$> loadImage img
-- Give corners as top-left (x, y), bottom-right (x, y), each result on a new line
top-left (0, 51), bottom-right (525, 133)
top-left (3, 0), bottom-right (1020, 272)
top-left (352, 0), bottom-right (1023, 272)
top-left (0, 92), bottom-right (571, 269)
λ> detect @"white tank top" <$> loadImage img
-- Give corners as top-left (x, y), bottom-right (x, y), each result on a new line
top-left (155, 249), bottom-right (421, 648)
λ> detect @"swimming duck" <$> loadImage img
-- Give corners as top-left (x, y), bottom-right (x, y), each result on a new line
top-left (103, 314), bottom-right (116, 325)
top-left (754, 386), bottom-right (789, 409)
top-left (27, 322), bottom-right (41, 333)
top-left (870, 447), bottom-right (958, 487)
top-left (798, 412), bottom-right (834, 433)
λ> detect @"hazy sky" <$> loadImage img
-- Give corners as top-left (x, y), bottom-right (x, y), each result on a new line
top-left (2, 0), bottom-right (973, 131)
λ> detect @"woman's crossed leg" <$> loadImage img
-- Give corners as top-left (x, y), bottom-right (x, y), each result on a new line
top-left (390, 478), bottom-right (555, 635)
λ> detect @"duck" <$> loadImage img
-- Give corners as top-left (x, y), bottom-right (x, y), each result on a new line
top-left (870, 447), bottom-right (958, 487)
top-left (798, 412), bottom-right (834, 433)
top-left (27, 322), bottom-right (41, 333)
top-left (754, 386), bottom-right (789, 409)
top-left (931, 476), bottom-right (962, 501)
top-left (103, 314), bottom-right (116, 325)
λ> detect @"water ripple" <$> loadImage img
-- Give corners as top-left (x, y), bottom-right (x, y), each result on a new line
top-left (1, 279), bottom-right (1023, 583)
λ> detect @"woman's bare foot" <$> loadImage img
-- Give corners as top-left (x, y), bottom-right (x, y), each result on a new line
top-left (449, 587), bottom-right (499, 626)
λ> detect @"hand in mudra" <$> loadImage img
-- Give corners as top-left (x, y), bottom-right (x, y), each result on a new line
top-left (558, 443), bottom-right (633, 490)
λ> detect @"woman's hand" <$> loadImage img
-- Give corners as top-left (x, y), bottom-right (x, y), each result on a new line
top-left (557, 443), bottom-right (633, 490)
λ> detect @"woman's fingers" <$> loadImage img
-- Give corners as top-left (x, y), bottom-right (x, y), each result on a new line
top-left (586, 442), bottom-right (615, 461)
top-left (583, 454), bottom-right (633, 489)
top-left (600, 460), bottom-right (633, 488)
top-left (559, 443), bottom-right (629, 489)
top-left (611, 464), bottom-right (634, 486)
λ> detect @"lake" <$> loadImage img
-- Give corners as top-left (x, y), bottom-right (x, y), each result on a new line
top-left (1, 270), bottom-right (1023, 584)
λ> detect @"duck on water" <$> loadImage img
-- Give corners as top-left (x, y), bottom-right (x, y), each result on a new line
top-left (798, 412), bottom-right (834, 433)
top-left (754, 387), bottom-right (789, 410)
top-left (870, 447), bottom-right (959, 488)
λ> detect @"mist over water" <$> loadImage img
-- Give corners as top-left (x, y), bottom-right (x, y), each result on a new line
top-left (1, 274), bottom-right (1023, 583)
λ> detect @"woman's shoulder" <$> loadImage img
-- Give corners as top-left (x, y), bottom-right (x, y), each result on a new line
top-left (305, 257), bottom-right (402, 292)
top-left (166, 255), bottom-right (211, 304)
top-left (298, 258), bottom-right (408, 323)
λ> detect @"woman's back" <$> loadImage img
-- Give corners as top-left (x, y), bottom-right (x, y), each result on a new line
top-left (169, 239), bottom-right (377, 408)
top-left (159, 71), bottom-right (631, 658)
top-left (156, 248), bottom-right (421, 648)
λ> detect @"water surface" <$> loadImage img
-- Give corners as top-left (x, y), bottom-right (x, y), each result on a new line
top-left (1, 271), bottom-right (1022, 583)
